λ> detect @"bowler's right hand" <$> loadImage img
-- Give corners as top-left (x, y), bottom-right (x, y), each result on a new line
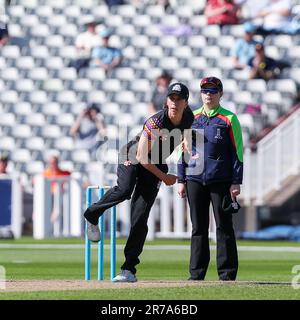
top-left (162, 174), bottom-right (178, 186)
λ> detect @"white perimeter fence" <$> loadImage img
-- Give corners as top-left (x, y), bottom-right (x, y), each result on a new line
top-left (32, 174), bottom-right (216, 240)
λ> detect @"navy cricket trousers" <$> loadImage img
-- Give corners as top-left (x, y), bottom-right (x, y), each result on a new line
top-left (186, 180), bottom-right (238, 280)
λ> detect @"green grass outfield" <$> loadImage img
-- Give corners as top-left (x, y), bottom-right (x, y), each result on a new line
top-left (0, 237), bottom-right (300, 300)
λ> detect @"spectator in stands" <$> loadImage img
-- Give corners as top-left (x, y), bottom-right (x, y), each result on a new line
top-left (70, 103), bottom-right (107, 160)
top-left (104, 0), bottom-right (125, 8)
top-left (248, 43), bottom-right (290, 81)
top-left (204, 0), bottom-right (240, 26)
top-left (253, 0), bottom-right (300, 35)
top-left (148, 71), bottom-right (172, 115)
top-left (0, 152), bottom-right (9, 176)
top-left (157, 0), bottom-right (171, 11)
top-left (68, 18), bottom-right (101, 74)
top-left (235, 0), bottom-right (269, 24)
top-left (231, 22), bottom-right (260, 70)
top-left (90, 28), bottom-right (123, 76)
top-left (177, 76), bottom-right (243, 281)
top-left (0, 19), bottom-right (9, 47)
top-left (43, 154), bottom-right (71, 225)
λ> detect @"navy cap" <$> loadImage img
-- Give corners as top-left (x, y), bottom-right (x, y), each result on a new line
top-left (167, 82), bottom-right (189, 101)
top-left (200, 76), bottom-right (223, 91)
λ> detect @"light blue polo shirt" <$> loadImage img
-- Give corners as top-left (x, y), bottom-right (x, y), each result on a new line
top-left (231, 38), bottom-right (259, 66)
top-left (91, 46), bottom-right (122, 66)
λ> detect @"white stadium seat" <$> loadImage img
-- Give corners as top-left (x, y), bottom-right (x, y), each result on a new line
top-left (54, 137), bottom-right (75, 151)
top-left (29, 67), bottom-right (49, 81)
top-left (39, 102), bottom-right (61, 117)
top-left (132, 15), bottom-right (151, 29)
top-left (114, 90), bottom-right (136, 106)
top-left (25, 161), bottom-right (45, 175)
top-left (0, 90), bottom-right (19, 105)
top-left (25, 114), bottom-right (46, 128)
top-left (28, 90), bottom-right (48, 105)
top-left (12, 125), bottom-right (32, 139)
top-left (93, 5), bottom-right (110, 20)
top-left (87, 91), bottom-right (106, 104)
top-left (44, 56), bottom-right (64, 71)
top-left (41, 125), bottom-right (62, 140)
top-left (187, 35), bottom-right (207, 54)
top-left (15, 79), bottom-right (35, 93)
top-left (11, 149), bottom-right (32, 164)
top-left (0, 137), bottom-right (16, 152)
top-left (25, 137), bottom-right (45, 152)
top-left (63, 6), bottom-right (81, 21)
top-left (36, 5), bottom-right (53, 19)
top-left (145, 5), bottom-right (165, 21)
top-left (1, 45), bottom-right (21, 59)
top-left (71, 149), bottom-right (90, 163)
top-left (30, 24), bottom-right (50, 41)
top-left (158, 57), bottom-right (179, 71)
top-left (0, 57), bottom-right (6, 69)
top-left (56, 90), bottom-right (77, 105)
top-left (44, 79), bottom-right (64, 92)
top-left (173, 68), bottom-right (194, 82)
top-left (72, 78), bottom-right (93, 92)
top-left (13, 102), bottom-right (32, 117)
top-left (1, 68), bottom-right (19, 86)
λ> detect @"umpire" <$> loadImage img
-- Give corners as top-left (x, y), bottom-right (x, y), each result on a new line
top-left (178, 77), bottom-right (243, 281)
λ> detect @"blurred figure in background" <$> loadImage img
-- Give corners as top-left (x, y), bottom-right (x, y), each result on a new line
top-left (0, 152), bottom-right (9, 176)
top-left (254, 0), bottom-right (300, 35)
top-left (90, 28), bottom-right (123, 76)
top-left (248, 43), bottom-right (290, 80)
top-left (205, 0), bottom-right (240, 26)
top-left (104, 0), bottom-right (125, 9)
top-left (231, 22), bottom-right (260, 70)
top-left (235, 0), bottom-right (269, 24)
top-left (43, 154), bottom-right (71, 226)
top-left (70, 103), bottom-right (107, 160)
top-left (68, 18), bottom-right (101, 74)
top-left (148, 71), bottom-right (172, 115)
top-left (0, 17), bottom-right (9, 47)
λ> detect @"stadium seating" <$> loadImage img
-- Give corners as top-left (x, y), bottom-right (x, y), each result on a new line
top-left (0, 1), bottom-right (299, 186)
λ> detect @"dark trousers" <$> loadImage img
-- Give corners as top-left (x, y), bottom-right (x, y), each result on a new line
top-left (186, 180), bottom-right (238, 280)
top-left (84, 163), bottom-right (166, 274)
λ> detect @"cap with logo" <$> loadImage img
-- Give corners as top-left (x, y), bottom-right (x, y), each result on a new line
top-left (222, 195), bottom-right (241, 214)
top-left (200, 76), bottom-right (223, 91)
top-left (167, 82), bottom-right (189, 101)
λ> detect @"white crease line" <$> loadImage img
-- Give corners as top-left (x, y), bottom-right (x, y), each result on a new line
top-left (0, 244), bottom-right (300, 252)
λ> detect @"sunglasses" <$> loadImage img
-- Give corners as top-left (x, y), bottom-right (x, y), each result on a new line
top-left (200, 88), bottom-right (219, 94)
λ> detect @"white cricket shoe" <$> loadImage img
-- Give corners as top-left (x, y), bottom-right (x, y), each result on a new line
top-left (86, 220), bottom-right (101, 242)
top-left (112, 270), bottom-right (137, 283)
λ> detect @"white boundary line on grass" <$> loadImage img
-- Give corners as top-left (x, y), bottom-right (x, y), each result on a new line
top-left (0, 244), bottom-right (300, 252)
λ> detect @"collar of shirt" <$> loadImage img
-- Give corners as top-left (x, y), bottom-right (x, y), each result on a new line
top-left (200, 105), bottom-right (221, 118)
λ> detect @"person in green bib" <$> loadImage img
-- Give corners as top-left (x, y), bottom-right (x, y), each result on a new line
top-left (177, 76), bottom-right (243, 281)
